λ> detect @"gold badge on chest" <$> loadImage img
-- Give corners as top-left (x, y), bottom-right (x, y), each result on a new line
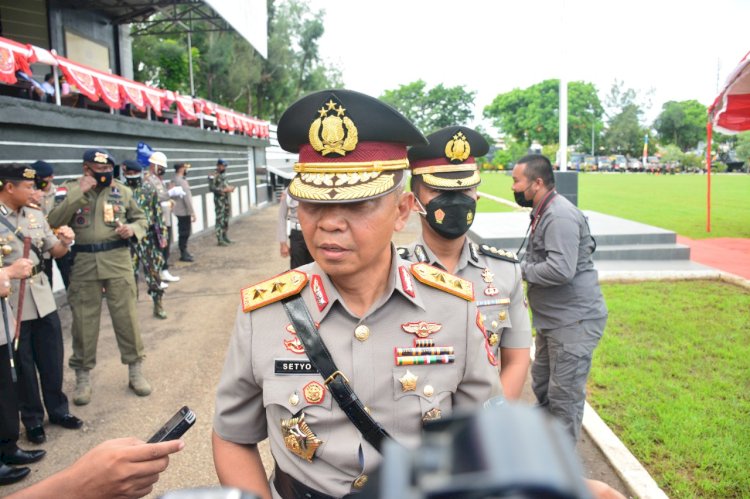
top-left (281, 412), bottom-right (322, 462)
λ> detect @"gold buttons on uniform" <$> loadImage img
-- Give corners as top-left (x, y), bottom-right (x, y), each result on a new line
top-left (498, 311), bottom-right (507, 321)
top-left (354, 325), bottom-right (370, 341)
top-left (491, 321), bottom-right (499, 329)
top-left (353, 475), bottom-right (368, 489)
top-left (289, 393), bottom-right (299, 406)
top-left (423, 385), bottom-right (434, 397)
top-left (364, 406), bottom-right (371, 415)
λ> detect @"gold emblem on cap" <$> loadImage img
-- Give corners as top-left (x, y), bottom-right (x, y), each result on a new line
top-left (399, 370), bottom-right (418, 392)
top-left (309, 99), bottom-right (358, 157)
top-left (23, 168), bottom-right (36, 179)
top-left (445, 131), bottom-right (471, 163)
top-left (281, 413), bottom-right (322, 462)
top-left (94, 151), bottom-right (109, 164)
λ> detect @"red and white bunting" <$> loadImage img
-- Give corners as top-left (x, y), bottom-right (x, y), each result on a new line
top-left (0, 36), bottom-right (35, 84)
top-left (120, 81), bottom-right (146, 112)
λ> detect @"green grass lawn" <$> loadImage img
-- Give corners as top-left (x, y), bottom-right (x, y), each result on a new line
top-left (476, 172), bottom-right (750, 239)
top-left (589, 280), bottom-right (750, 497)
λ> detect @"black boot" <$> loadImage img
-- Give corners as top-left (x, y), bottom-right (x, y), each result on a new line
top-left (179, 250), bottom-right (194, 262)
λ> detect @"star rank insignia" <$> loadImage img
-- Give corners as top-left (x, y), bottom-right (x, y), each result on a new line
top-left (241, 270), bottom-right (308, 313)
top-left (410, 263), bottom-right (474, 301)
top-left (281, 413), bottom-right (322, 462)
top-left (398, 370), bottom-right (418, 392)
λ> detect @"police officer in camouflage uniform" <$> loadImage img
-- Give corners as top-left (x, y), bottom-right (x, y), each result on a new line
top-left (208, 159), bottom-right (235, 246)
top-left (400, 126), bottom-right (532, 400)
top-left (212, 90), bottom-right (501, 498)
top-left (47, 149), bottom-right (151, 405)
top-left (122, 160), bottom-right (167, 320)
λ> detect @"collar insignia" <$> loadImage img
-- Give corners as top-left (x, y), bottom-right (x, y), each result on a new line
top-left (413, 244), bottom-right (429, 263)
top-left (311, 274), bottom-right (329, 311)
top-left (399, 266), bottom-right (415, 298)
top-left (308, 98), bottom-right (358, 157)
top-left (445, 131), bottom-right (471, 163)
top-left (241, 270), bottom-right (308, 313)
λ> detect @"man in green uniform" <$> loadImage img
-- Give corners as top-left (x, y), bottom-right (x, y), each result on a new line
top-left (47, 149), bottom-right (151, 406)
top-left (208, 159), bottom-right (235, 246)
top-left (122, 160), bottom-right (167, 320)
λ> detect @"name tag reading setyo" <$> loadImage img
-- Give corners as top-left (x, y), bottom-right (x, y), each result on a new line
top-left (274, 359), bottom-right (318, 375)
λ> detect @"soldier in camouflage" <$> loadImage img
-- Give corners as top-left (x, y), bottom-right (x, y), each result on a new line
top-left (208, 159), bottom-right (235, 246)
top-left (122, 160), bottom-right (167, 320)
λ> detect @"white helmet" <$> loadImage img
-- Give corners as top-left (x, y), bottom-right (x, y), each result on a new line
top-left (149, 151), bottom-right (167, 168)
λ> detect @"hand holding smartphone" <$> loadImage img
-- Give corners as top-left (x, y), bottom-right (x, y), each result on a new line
top-left (147, 406), bottom-right (196, 443)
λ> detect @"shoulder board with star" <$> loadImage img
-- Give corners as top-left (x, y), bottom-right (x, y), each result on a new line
top-left (241, 270), bottom-right (309, 313)
top-left (478, 244), bottom-right (519, 263)
top-left (410, 263), bottom-right (474, 301)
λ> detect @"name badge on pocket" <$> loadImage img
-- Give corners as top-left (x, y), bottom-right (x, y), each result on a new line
top-left (103, 203), bottom-right (115, 223)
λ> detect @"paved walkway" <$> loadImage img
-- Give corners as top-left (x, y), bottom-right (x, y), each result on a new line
top-left (677, 236), bottom-right (750, 279)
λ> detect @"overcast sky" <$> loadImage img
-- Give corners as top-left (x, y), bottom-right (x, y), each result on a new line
top-left (307, 0), bottom-right (749, 130)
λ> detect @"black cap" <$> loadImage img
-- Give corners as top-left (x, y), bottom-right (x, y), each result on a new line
top-left (0, 163), bottom-right (37, 181)
top-left (31, 160), bottom-right (54, 178)
top-left (217, 158), bottom-right (227, 166)
top-left (83, 148), bottom-right (116, 166)
top-left (408, 126), bottom-right (489, 190)
top-left (277, 88), bottom-right (427, 203)
top-left (122, 159), bottom-right (144, 172)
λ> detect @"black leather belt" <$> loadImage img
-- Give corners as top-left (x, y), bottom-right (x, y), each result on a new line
top-left (273, 465), bottom-right (346, 499)
top-left (72, 240), bottom-right (129, 253)
top-left (282, 296), bottom-right (393, 452)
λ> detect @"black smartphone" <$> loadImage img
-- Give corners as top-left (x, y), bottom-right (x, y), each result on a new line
top-left (147, 406), bottom-right (196, 443)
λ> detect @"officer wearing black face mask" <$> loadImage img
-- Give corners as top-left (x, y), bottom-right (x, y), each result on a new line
top-left (399, 126), bottom-right (532, 400)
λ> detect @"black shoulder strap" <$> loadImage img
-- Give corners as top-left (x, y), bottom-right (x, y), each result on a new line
top-left (281, 295), bottom-right (394, 453)
top-left (0, 213), bottom-right (44, 263)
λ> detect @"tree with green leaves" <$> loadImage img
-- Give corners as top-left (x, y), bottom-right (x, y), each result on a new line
top-left (653, 100), bottom-right (707, 151)
top-left (131, 0), bottom-right (341, 121)
top-left (483, 79), bottom-right (604, 149)
top-left (380, 80), bottom-right (476, 135)
top-left (602, 104), bottom-right (647, 156)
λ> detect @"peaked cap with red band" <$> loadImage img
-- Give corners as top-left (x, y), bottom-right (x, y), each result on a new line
top-left (408, 126), bottom-right (489, 190)
top-left (278, 89), bottom-right (427, 203)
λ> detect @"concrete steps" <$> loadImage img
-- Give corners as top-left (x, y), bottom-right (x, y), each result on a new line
top-left (469, 211), bottom-right (691, 262)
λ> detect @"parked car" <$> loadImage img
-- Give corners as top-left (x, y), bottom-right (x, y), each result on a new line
top-left (596, 156), bottom-right (610, 171)
top-left (614, 155), bottom-right (628, 171)
top-left (627, 158), bottom-right (643, 172)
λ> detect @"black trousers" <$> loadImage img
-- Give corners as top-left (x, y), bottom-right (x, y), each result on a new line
top-left (16, 311), bottom-right (69, 429)
top-left (289, 229), bottom-right (314, 269)
top-left (0, 347), bottom-right (19, 452)
top-left (161, 225), bottom-right (173, 270)
top-left (176, 215), bottom-right (192, 253)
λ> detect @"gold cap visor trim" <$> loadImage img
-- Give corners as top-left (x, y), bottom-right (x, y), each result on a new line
top-left (294, 158), bottom-right (409, 173)
top-left (412, 163), bottom-right (477, 175)
top-left (421, 171), bottom-right (481, 189)
top-left (289, 170), bottom-right (402, 202)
